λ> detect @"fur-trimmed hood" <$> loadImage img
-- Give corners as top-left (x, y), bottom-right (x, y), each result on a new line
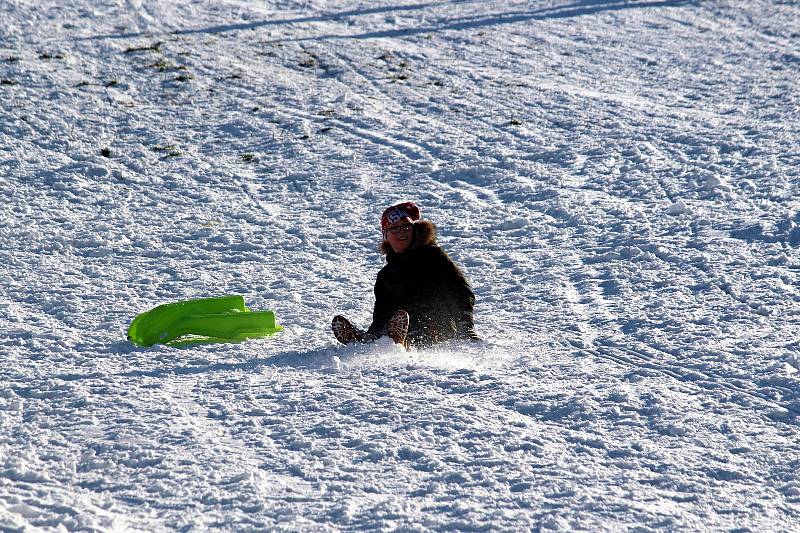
top-left (379, 219), bottom-right (437, 255)
top-left (369, 218), bottom-right (478, 345)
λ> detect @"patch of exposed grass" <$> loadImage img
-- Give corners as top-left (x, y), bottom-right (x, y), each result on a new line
top-left (124, 42), bottom-right (162, 54)
top-left (152, 145), bottom-right (182, 158)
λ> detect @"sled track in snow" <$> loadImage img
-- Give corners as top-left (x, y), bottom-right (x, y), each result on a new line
top-left (563, 337), bottom-right (800, 422)
top-left (325, 40), bottom-right (545, 167)
top-left (275, 106), bottom-right (435, 163)
top-left (549, 199), bottom-right (800, 424)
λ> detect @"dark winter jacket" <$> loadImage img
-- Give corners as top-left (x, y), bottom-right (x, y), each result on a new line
top-left (366, 220), bottom-right (478, 346)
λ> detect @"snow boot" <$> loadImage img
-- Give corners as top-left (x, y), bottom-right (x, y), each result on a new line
top-left (387, 309), bottom-right (410, 348)
top-left (332, 315), bottom-right (364, 345)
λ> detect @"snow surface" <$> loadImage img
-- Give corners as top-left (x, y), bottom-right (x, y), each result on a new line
top-left (1, 0), bottom-right (799, 530)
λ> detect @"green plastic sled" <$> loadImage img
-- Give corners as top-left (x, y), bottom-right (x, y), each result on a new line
top-left (127, 295), bottom-right (282, 347)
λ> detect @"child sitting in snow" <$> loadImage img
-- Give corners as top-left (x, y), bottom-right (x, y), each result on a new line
top-left (332, 201), bottom-right (479, 348)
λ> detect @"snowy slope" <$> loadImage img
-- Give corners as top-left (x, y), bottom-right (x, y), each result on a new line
top-left (1, 0), bottom-right (799, 530)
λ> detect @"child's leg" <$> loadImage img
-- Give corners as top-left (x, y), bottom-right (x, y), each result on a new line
top-left (387, 309), bottom-right (410, 348)
top-left (331, 315), bottom-right (365, 345)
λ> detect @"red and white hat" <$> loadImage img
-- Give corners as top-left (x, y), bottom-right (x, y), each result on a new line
top-left (381, 202), bottom-right (420, 234)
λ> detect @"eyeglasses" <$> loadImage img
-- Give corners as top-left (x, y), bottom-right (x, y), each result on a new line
top-left (387, 223), bottom-right (412, 234)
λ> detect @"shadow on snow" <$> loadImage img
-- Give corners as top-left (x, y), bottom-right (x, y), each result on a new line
top-left (80, 0), bottom-right (697, 42)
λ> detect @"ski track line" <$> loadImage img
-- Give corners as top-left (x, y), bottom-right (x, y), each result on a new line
top-left (163, 378), bottom-right (259, 473)
top-left (555, 237), bottom-right (617, 347)
top-left (320, 44), bottom-right (539, 170)
top-left (432, 179), bottom-right (503, 210)
top-left (160, 377), bottom-right (312, 503)
top-left (124, 0), bottom-right (157, 31)
top-left (460, 86), bottom-right (552, 146)
top-left (552, 218), bottom-right (800, 423)
top-left (536, 79), bottom-right (755, 129)
top-left (306, 20), bottom-right (545, 154)
top-left (327, 45), bottom-right (466, 161)
top-left (273, 106), bottom-right (434, 163)
top-left (326, 116), bottom-right (433, 162)
top-left (329, 48), bottom-right (394, 104)
top-left (603, 339), bottom-right (800, 417)
top-left (624, 224), bottom-right (789, 330)
top-left (239, 174), bottom-right (281, 219)
top-left (562, 337), bottom-right (800, 423)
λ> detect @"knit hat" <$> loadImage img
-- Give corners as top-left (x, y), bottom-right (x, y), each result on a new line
top-left (381, 202), bottom-right (421, 234)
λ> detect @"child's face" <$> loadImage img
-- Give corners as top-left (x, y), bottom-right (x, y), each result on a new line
top-left (386, 220), bottom-right (413, 253)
